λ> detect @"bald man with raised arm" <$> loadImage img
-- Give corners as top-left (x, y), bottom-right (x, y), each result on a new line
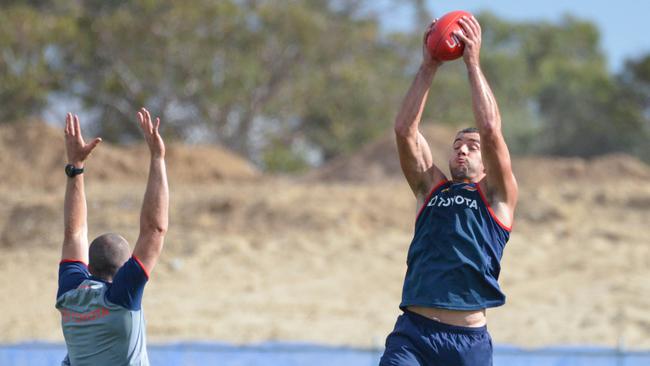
top-left (379, 16), bottom-right (518, 366)
top-left (56, 108), bottom-right (168, 366)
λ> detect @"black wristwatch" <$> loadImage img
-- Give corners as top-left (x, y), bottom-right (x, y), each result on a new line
top-left (65, 164), bottom-right (84, 178)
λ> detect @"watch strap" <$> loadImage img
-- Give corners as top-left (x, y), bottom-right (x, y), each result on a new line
top-left (65, 164), bottom-right (84, 177)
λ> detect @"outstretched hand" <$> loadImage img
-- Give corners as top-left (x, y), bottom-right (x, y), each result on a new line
top-left (454, 15), bottom-right (482, 67)
top-left (422, 19), bottom-right (443, 68)
top-left (64, 113), bottom-right (102, 167)
top-left (137, 107), bottom-right (165, 159)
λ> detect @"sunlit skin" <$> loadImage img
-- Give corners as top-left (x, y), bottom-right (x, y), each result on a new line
top-left (448, 131), bottom-right (486, 183)
top-left (392, 13), bottom-right (518, 330)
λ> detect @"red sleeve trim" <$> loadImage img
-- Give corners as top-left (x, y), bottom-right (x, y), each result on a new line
top-left (132, 255), bottom-right (150, 279)
top-left (60, 259), bottom-right (88, 266)
top-left (476, 184), bottom-right (512, 232)
top-left (415, 179), bottom-right (448, 221)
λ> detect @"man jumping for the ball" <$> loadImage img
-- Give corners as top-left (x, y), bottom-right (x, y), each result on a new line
top-left (56, 108), bottom-right (168, 365)
top-left (379, 15), bottom-right (518, 365)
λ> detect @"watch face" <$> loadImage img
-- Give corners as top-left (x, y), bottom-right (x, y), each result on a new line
top-left (65, 164), bottom-right (82, 177)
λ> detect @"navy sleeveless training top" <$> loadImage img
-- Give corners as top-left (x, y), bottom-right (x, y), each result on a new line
top-left (400, 180), bottom-right (511, 311)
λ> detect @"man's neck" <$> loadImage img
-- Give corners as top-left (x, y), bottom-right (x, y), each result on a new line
top-left (90, 275), bottom-right (113, 283)
top-left (451, 176), bottom-right (483, 184)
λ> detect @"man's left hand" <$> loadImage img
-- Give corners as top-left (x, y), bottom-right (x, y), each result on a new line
top-left (454, 16), bottom-right (482, 67)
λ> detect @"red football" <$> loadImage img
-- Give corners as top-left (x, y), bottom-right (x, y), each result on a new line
top-left (426, 10), bottom-right (473, 61)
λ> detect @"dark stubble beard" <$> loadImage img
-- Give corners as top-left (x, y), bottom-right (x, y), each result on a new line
top-left (450, 164), bottom-right (472, 181)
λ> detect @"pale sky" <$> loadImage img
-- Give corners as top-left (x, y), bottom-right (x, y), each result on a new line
top-left (377, 0), bottom-right (649, 72)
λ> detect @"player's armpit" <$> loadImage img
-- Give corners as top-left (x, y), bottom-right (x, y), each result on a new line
top-left (479, 131), bottom-right (518, 220)
top-left (132, 230), bottom-right (165, 275)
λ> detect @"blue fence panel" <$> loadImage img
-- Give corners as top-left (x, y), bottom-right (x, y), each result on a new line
top-left (0, 343), bottom-right (66, 366)
top-left (148, 342), bottom-right (381, 366)
top-left (493, 345), bottom-right (650, 366)
top-left (2, 342), bottom-right (650, 366)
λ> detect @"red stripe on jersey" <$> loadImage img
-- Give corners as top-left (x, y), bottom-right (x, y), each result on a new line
top-left (60, 259), bottom-right (88, 266)
top-left (132, 255), bottom-right (150, 279)
top-left (476, 184), bottom-right (512, 232)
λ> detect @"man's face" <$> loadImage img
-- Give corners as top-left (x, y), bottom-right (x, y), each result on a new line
top-left (448, 132), bottom-right (484, 182)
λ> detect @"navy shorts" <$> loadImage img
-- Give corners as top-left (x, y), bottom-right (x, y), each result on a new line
top-left (379, 310), bottom-right (493, 366)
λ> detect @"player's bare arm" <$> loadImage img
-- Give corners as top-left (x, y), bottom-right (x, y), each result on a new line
top-left (132, 108), bottom-right (169, 274)
top-left (455, 16), bottom-right (518, 226)
top-left (394, 20), bottom-right (447, 206)
top-left (62, 113), bottom-right (102, 262)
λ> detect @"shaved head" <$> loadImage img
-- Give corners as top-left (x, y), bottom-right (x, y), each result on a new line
top-left (89, 233), bottom-right (130, 281)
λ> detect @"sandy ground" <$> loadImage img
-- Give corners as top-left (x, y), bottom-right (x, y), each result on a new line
top-left (1, 174), bottom-right (649, 349)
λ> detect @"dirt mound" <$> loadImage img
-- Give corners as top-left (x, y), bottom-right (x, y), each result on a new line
top-left (0, 119), bottom-right (66, 189)
top-left (0, 121), bottom-right (260, 189)
top-left (2, 122), bottom-right (650, 348)
top-left (3, 177), bottom-right (650, 347)
top-left (1, 202), bottom-right (59, 248)
top-left (309, 123), bottom-right (650, 183)
top-left (166, 143), bottom-right (260, 182)
top-left (307, 123), bottom-right (458, 182)
top-left (514, 154), bottom-right (650, 185)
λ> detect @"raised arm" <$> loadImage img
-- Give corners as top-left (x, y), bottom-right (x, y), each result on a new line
top-left (62, 113), bottom-right (102, 262)
top-left (132, 108), bottom-right (168, 275)
top-left (455, 16), bottom-right (518, 222)
top-left (395, 21), bottom-right (447, 202)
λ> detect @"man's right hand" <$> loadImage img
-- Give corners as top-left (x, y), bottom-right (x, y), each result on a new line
top-left (422, 19), bottom-right (443, 69)
top-left (64, 113), bottom-right (102, 167)
top-left (137, 107), bottom-right (165, 159)
top-left (62, 113), bottom-right (99, 263)
top-left (394, 20), bottom-right (447, 202)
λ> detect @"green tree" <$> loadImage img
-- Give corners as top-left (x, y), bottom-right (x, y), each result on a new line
top-left (438, 12), bottom-right (648, 158)
top-left (618, 54), bottom-right (650, 159)
top-left (48, 0), bottom-right (409, 168)
top-left (0, 2), bottom-right (74, 122)
top-left (1, 2), bottom-right (648, 169)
